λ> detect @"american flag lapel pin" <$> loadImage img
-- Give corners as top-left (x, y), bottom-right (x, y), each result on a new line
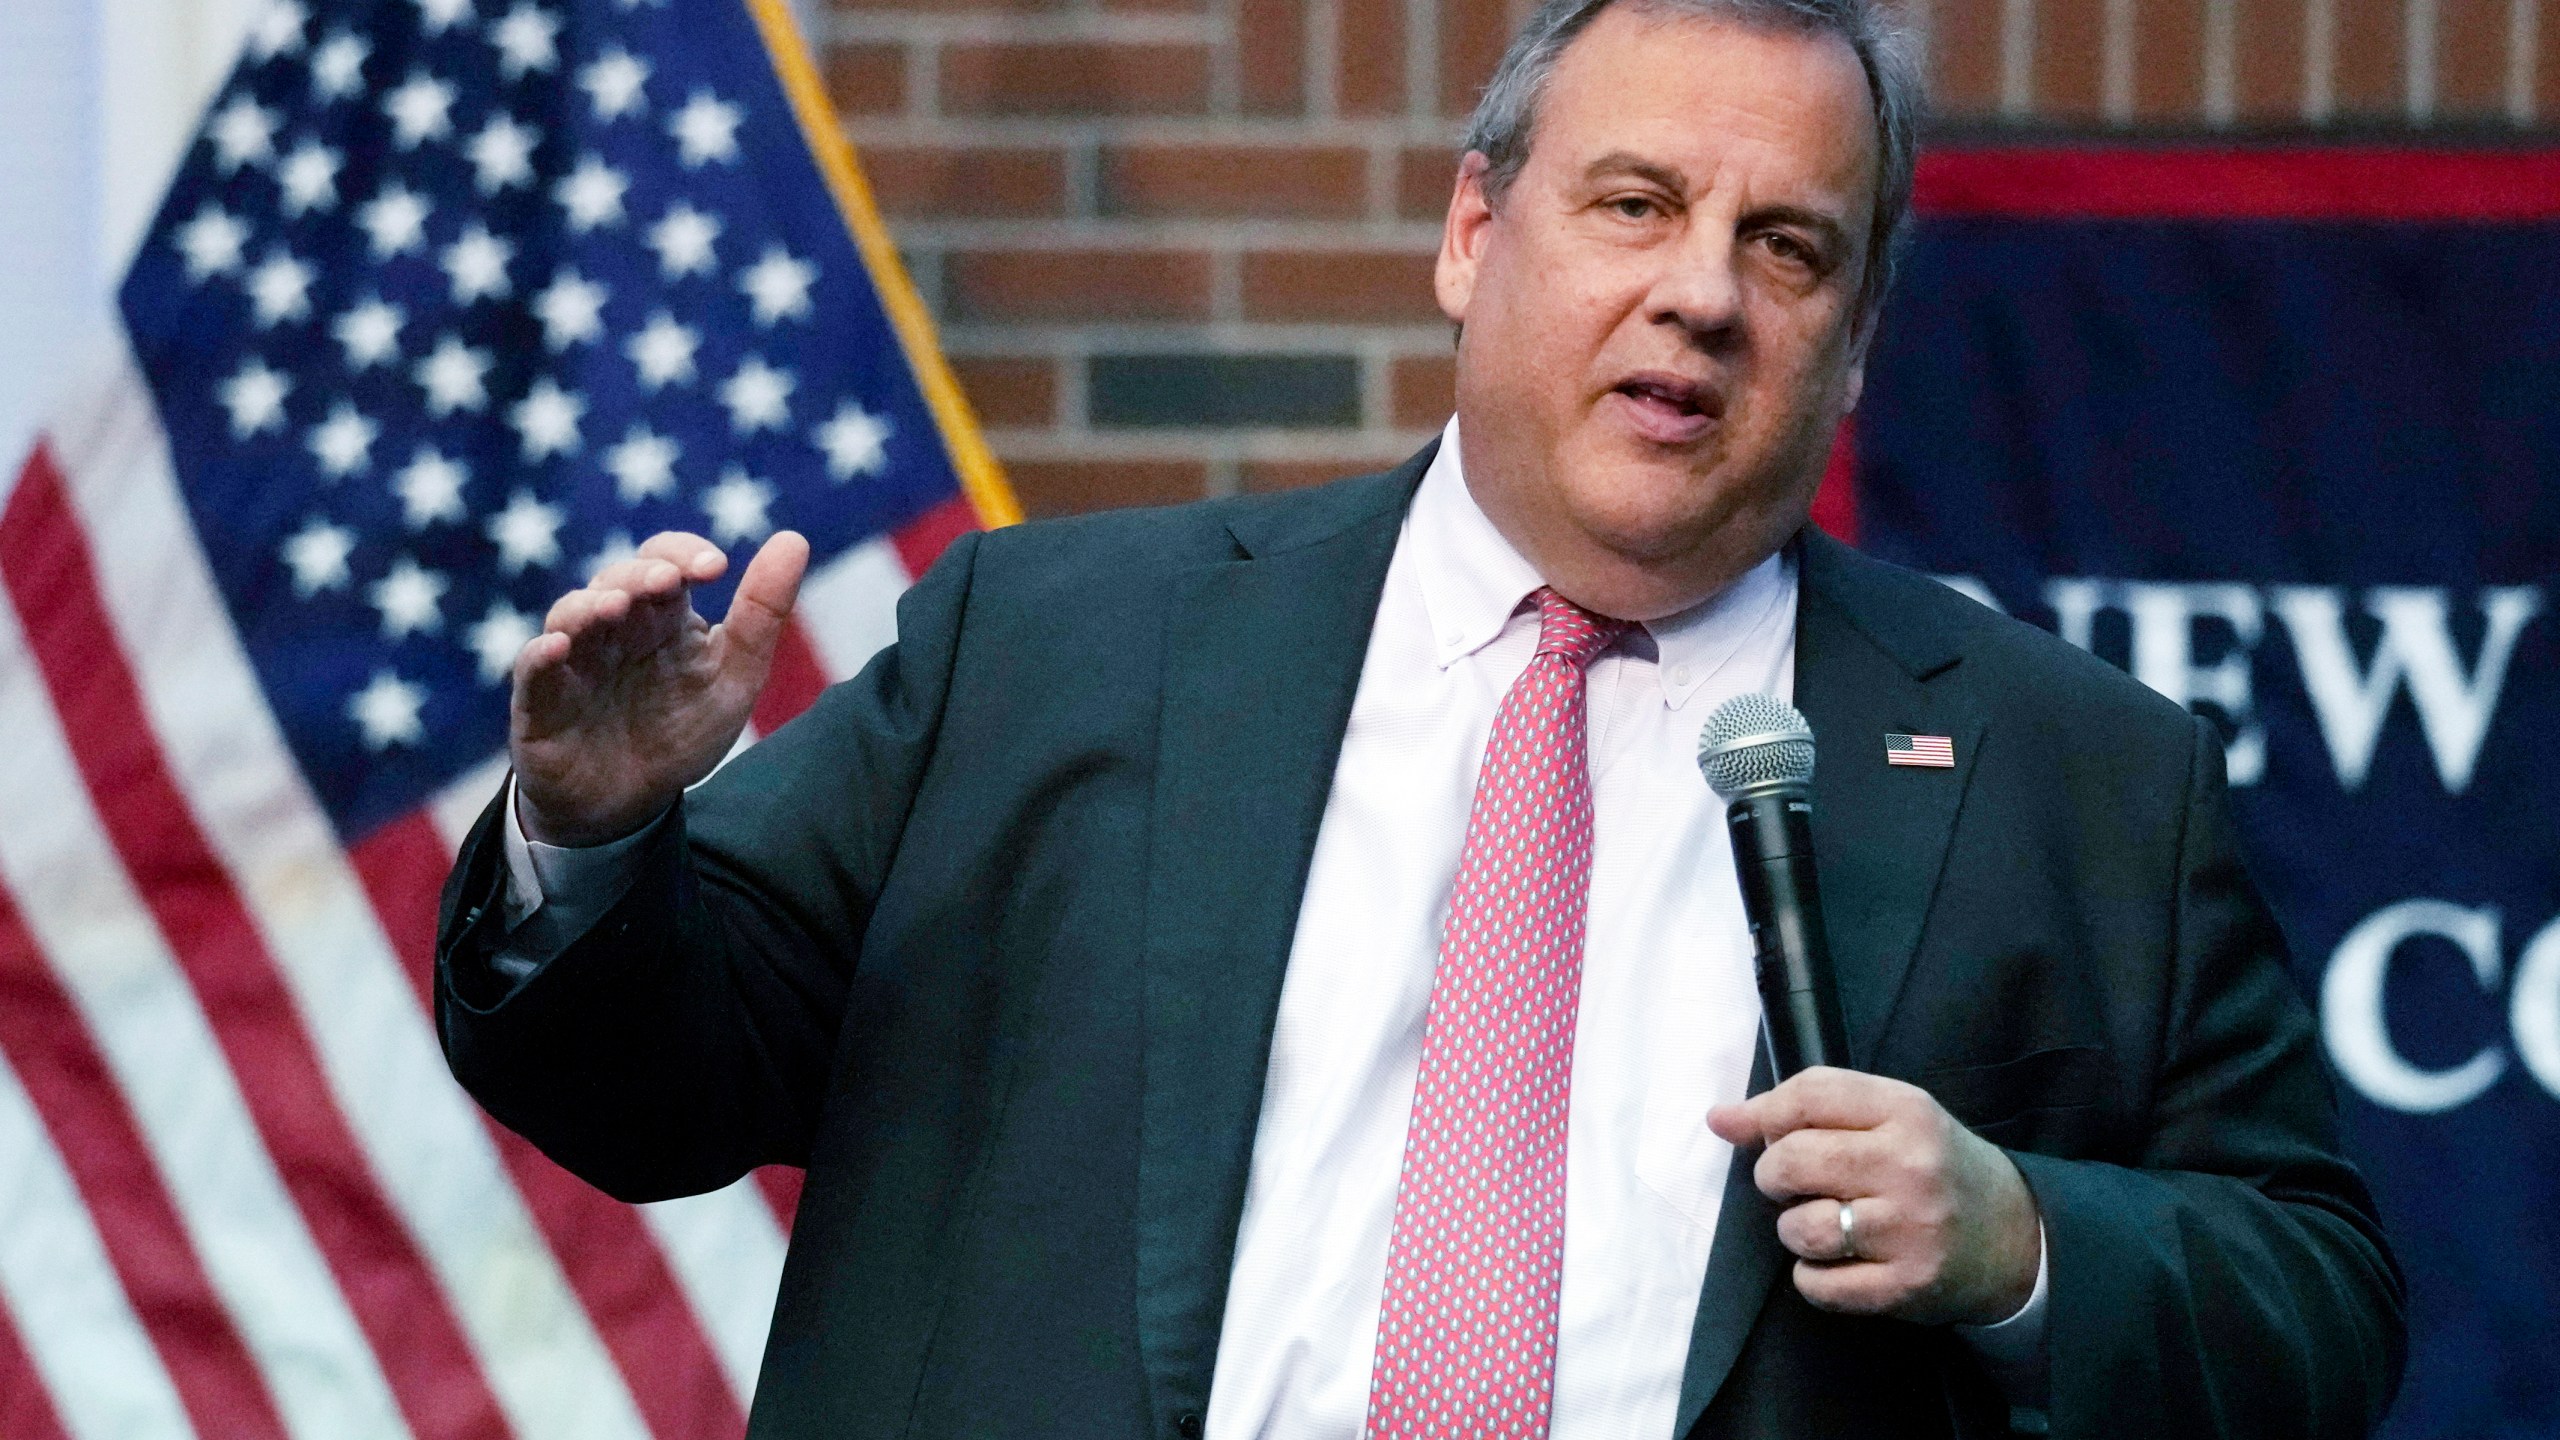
top-left (1886, 733), bottom-right (1956, 768)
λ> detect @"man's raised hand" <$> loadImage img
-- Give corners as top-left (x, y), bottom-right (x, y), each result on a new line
top-left (510, 529), bottom-right (810, 847)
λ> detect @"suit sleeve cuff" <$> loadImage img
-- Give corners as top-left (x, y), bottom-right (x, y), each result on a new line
top-left (1954, 1218), bottom-right (2049, 1404)
top-left (495, 777), bottom-right (668, 982)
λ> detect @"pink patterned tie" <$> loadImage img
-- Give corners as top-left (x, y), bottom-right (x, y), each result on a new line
top-left (1366, 587), bottom-right (1628, 1440)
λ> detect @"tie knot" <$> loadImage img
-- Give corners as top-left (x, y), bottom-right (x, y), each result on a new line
top-left (1531, 586), bottom-right (1628, 669)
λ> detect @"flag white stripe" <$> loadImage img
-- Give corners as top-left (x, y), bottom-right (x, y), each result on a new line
top-left (424, 707), bottom-right (795, 1412)
top-left (0, 1047), bottom-right (197, 1440)
top-left (430, 754), bottom-right (514, 859)
top-left (427, 752), bottom-right (799, 1417)
top-left (0, 582), bottom-right (410, 1440)
top-left (402, 453), bottom-right (916, 1423)
top-left (638, 1189), bottom-right (787, 1400)
top-left (47, 354), bottom-right (653, 1440)
top-left (796, 534), bottom-right (912, 681)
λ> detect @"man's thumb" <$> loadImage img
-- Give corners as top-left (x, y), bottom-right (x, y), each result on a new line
top-left (720, 530), bottom-right (812, 670)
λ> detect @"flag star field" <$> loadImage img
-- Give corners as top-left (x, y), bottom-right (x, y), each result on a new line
top-left (121, 0), bottom-right (958, 840)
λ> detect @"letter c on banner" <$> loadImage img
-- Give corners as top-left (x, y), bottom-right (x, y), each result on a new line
top-left (2513, 917), bottom-right (2560, 1100)
top-left (2323, 900), bottom-right (2507, 1113)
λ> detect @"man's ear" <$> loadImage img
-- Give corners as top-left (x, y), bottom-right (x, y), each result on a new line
top-left (1436, 152), bottom-right (1498, 326)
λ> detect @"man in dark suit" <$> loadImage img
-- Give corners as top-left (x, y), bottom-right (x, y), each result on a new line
top-left (437, 0), bottom-right (2403, 1434)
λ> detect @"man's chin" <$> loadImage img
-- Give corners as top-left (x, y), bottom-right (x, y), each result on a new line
top-left (1556, 460), bottom-right (1739, 562)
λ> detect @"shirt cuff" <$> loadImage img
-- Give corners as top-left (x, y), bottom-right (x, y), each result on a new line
top-left (498, 776), bottom-right (666, 929)
top-left (1953, 1219), bottom-right (2049, 1403)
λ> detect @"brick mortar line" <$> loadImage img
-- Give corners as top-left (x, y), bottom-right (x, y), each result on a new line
top-left (941, 322), bottom-right (1458, 349)
top-left (1056, 334), bottom-right (1092, 432)
top-left (904, 249), bottom-right (946, 313)
top-left (1366, 141), bottom-right (1400, 220)
top-left (2508, 0), bottom-right (2538, 124)
top-left (1209, 0), bottom-right (1243, 114)
top-left (2101, 0), bottom-right (2135, 125)
top-left (847, 116), bottom-right (1470, 146)
top-left (2405, 0), bottom-right (2438, 123)
top-left (826, 10), bottom-right (1223, 43)
top-left (1999, 0), bottom-right (2034, 118)
top-left (907, 38), bottom-right (940, 117)
top-left (985, 427), bottom-right (1443, 458)
top-left (1310, 0), bottom-right (1343, 117)
top-left (1210, 250), bottom-right (1244, 322)
top-left (1356, 332), bottom-right (1397, 430)
top-left (1406, 0), bottom-right (1438, 122)
top-left (2202, 0), bottom-right (2237, 127)
top-left (1063, 136), bottom-right (1102, 217)
top-left (892, 219), bottom-right (1447, 245)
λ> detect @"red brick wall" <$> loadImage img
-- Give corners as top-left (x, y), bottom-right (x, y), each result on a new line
top-left (821, 0), bottom-right (2559, 518)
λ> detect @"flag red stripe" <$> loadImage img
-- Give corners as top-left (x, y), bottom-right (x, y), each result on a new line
top-left (0, 881), bottom-right (290, 1440)
top-left (892, 496), bottom-right (978, 580)
top-left (0, 1265), bottom-right (76, 1440)
top-left (752, 619), bottom-right (830, 736)
top-left (350, 811), bottom-right (750, 1440)
top-left (0, 450), bottom-right (517, 1440)
top-left (1915, 146), bottom-right (2560, 221)
top-left (753, 1166), bottom-right (804, 1231)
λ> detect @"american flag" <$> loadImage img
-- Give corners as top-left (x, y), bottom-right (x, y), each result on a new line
top-left (0, 0), bottom-right (1011, 1434)
top-left (1885, 732), bottom-right (1956, 768)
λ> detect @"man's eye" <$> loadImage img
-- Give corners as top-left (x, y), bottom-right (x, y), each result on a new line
top-left (1760, 233), bottom-right (1818, 267)
top-left (1608, 196), bottom-right (1660, 220)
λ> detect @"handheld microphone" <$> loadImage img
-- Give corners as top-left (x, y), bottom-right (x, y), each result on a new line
top-left (1697, 694), bottom-right (1851, 1079)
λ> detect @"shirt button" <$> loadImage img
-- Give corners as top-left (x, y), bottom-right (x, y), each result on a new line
top-left (1669, 664), bottom-right (1692, 686)
top-left (1176, 1412), bottom-right (1203, 1439)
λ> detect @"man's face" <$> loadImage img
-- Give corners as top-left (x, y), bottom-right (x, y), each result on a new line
top-left (1437, 7), bottom-right (1879, 619)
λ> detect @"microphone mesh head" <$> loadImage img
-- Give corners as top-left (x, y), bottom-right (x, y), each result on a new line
top-left (1697, 693), bottom-right (1816, 799)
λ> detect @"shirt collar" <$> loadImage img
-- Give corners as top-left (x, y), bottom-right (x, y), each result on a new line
top-left (1408, 417), bottom-right (1796, 709)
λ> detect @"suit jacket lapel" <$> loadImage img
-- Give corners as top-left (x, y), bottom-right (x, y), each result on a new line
top-left (1792, 531), bottom-right (1987, 1068)
top-left (1133, 455), bottom-right (1424, 1433)
top-left (1672, 530), bottom-right (1990, 1435)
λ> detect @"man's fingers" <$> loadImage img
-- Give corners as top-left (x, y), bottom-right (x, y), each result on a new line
top-left (717, 531), bottom-right (811, 668)
top-left (1791, 1258), bottom-right (1904, 1316)
top-left (513, 629), bottom-right (571, 684)
top-left (511, 630), bottom-right (579, 738)
top-left (637, 530), bottom-right (729, 580)
top-left (1776, 1196), bottom-right (1875, 1264)
top-left (1736, 1067), bottom-right (1907, 1143)
top-left (543, 586), bottom-right (602, 637)
top-left (1705, 1103), bottom-right (1762, 1148)
top-left (589, 556), bottom-right (686, 601)
top-left (1754, 1125), bottom-right (1869, 1203)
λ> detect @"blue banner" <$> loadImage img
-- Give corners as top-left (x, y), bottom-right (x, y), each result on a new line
top-left (1852, 149), bottom-right (2560, 1440)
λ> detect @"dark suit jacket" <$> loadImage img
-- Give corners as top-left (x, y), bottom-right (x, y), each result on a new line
top-left (438, 447), bottom-right (2403, 1440)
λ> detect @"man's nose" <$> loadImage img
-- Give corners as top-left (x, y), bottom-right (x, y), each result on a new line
top-left (1649, 223), bottom-right (1746, 347)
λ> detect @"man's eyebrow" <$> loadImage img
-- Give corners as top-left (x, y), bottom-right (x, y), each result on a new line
top-left (1579, 153), bottom-right (1857, 249)
top-left (1581, 152), bottom-right (1688, 193)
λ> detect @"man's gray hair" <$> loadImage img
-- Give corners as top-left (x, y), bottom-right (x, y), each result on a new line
top-left (1458, 0), bottom-right (1921, 325)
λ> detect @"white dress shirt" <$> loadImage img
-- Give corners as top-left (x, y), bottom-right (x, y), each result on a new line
top-left (1205, 428), bottom-right (1789, 1438)
top-left (1205, 426), bottom-right (2042, 1438)
top-left (499, 420), bottom-right (2044, 1436)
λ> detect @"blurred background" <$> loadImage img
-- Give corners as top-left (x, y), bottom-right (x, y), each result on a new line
top-left (0, 1), bottom-right (2551, 1438)
top-left (8, 0), bottom-right (2558, 508)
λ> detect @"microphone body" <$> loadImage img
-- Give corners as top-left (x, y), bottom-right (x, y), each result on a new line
top-left (1725, 787), bottom-right (1851, 1077)
top-left (1697, 694), bottom-right (1853, 1081)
